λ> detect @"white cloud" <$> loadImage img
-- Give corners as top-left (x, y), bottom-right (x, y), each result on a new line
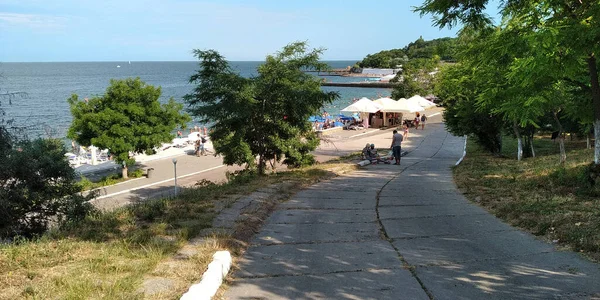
top-left (0, 12), bottom-right (68, 30)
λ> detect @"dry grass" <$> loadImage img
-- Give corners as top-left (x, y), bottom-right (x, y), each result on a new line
top-left (0, 160), bottom-right (358, 300)
top-left (454, 136), bottom-right (600, 261)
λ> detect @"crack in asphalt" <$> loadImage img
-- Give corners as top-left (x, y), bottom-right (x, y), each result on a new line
top-left (236, 267), bottom-right (406, 279)
top-left (412, 250), bottom-right (555, 268)
top-left (375, 129), bottom-right (451, 300)
top-left (378, 213), bottom-right (489, 221)
top-left (389, 229), bottom-right (520, 241)
top-left (250, 238), bottom-right (383, 247)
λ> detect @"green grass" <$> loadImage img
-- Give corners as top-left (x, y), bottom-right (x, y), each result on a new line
top-left (454, 136), bottom-right (600, 261)
top-left (0, 161), bottom-right (356, 299)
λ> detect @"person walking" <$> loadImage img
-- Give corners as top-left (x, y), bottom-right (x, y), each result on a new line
top-left (414, 112), bottom-right (420, 129)
top-left (420, 114), bottom-right (427, 130)
top-left (390, 129), bottom-right (403, 165)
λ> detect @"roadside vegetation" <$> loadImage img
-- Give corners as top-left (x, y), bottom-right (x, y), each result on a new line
top-left (355, 37), bottom-right (457, 99)
top-left (77, 168), bottom-right (145, 191)
top-left (455, 136), bottom-right (600, 261)
top-left (0, 161), bottom-right (358, 299)
top-left (1, 41), bottom-right (360, 299)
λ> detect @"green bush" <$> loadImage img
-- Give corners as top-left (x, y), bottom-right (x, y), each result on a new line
top-left (128, 169), bottom-right (144, 178)
top-left (77, 176), bottom-right (95, 191)
top-left (0, 138), bottom-right (94, 238)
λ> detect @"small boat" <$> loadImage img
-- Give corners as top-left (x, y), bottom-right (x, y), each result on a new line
top-left (128, 61), bottom-right (131, 64)
top-left (117, 65), bottom-right (121, 68)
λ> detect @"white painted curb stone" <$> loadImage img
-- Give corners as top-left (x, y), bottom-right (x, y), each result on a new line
top-left (455, 135), bottom-right (468, 166)
top-left (180, 251), bottom-right (231, 300)
top-left (357, 160), bottom-right (371, 166)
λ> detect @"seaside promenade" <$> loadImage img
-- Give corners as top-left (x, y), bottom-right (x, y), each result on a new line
top-left (224, 119), bottom-right (600, 299)
top-left (89, 107), bottom-right (445, 211)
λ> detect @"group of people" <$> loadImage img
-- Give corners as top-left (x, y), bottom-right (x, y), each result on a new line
top-left (361, 128), bottom-right (404, 165)
top-left (177, 126), bottom-right (209, 138)
top-left (413, 113), bottom-right (427, 130)
top-left (194, 133), bottom-right (207, 156)
top-left (362, 143), bottom-right (391, 164)
top-left (361, 112), bottom-right (430, 166)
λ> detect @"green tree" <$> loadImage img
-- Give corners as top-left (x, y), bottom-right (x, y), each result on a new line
top-left (434, 63), bottom-right (504, 154)
top-left (391, 57), bottom-right (439, 99)
top-left (68, 78), bottom-right (190, 178)
top-left (184, 42), bottom-right (339, 174)
top-left (417, 0), bottom-right (600, 165)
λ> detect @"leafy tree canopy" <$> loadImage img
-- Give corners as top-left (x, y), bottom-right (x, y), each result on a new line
top-left (68, 78), bottom-right (190, 170)
top-left (184, 42), bottom-right (339, 174)
top-left (357, 37), bottom-right (457, 68)
top-left (417, 0), bottom-right (600, 165)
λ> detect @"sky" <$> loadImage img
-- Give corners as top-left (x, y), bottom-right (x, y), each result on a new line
top-left (0, 0), bottom-right (473, 62)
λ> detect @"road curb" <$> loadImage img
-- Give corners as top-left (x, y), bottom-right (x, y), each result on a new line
top-left (180, 251), bottom-right (231, 300)
top-left (455, 135), bottom-right (468, 166)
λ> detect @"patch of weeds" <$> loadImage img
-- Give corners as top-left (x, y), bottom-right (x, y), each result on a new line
top-left (455, 136), bottom-right (600, 261)
top-left (128, 168), bottom-right (144, 178)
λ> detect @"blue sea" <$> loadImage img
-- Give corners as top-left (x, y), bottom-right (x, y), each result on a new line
top-left (1, 61), bottom-right (391, 138)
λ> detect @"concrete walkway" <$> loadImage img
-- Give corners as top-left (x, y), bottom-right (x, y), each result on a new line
top-left (224, 123), bottom-right (600, 299)
top-left (88, 109), bottom-right (445, 211)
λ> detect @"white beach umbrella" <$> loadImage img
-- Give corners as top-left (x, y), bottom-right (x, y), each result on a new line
top-left (396, 98), bottom-right (425, 113)
top-left (373, 97), bottom-right (408, 113)
top-left (407, 95), bottom-right (436, 108)
top-left (340, 97), bottom-right (382, 113)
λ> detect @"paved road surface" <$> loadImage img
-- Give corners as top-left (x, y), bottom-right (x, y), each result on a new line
top-left (224, 123), bottom-right (600, 299)
top-left (89, 109), bottom-right (445, 210)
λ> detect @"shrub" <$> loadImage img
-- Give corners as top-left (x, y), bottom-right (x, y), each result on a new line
top-left (128, 168), bottom-right (144, 178)
top-left (0, 138), bottom-right (94, 238)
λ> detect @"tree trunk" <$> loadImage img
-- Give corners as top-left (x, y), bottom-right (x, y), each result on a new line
top-left (586, 54), bottom-right (600, 164)
top-left (513, 121), bottom-right (523, 161)
top-left (587, 134), bottom-right (591, 149)
top-left (122, 165), bottom-right (128, 179)
top-left (559, 137), bottom-right (566, 164)
top-left (552, 110), bottom-right (566, 164)
top-left (258, 154), bottom-right (265, 175)
top-left (522, 132), bottom-right (534, 158)
top-left (595, 120), bottom-right (600, 164)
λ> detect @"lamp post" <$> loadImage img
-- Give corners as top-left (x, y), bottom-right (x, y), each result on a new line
top-left (172, 158), bottom-right (178, 196)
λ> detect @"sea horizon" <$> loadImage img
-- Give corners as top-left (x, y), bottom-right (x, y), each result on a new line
top-left (1, 59), bottom-right (361, 64)
top-left (1, 61), bottom-right (389, 139)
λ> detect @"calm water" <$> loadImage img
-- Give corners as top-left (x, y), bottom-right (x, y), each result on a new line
top-left (1, 61), bottom-right (390, 138)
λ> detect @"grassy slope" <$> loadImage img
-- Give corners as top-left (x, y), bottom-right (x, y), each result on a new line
top-left (0, 161), bottom-right (357, 299)
top-left (454, 136), bottom-right (600, 261)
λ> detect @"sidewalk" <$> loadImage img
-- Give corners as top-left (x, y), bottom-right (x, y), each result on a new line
top-left (224, 123), bottom-right (600, 299)
top-left (89, 111), bottom-right (443, 210)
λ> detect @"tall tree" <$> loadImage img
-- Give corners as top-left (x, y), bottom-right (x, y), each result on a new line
top-left (184, 42), bottom-right (339, 174)
top-left (417, 0), bottom-right (600, 164)
top-left (68, 78), bottom-right (190, 178)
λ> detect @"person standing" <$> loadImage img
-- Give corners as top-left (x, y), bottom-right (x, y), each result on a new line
top-left (390, 130), bottom-right (403, 165)
top-left (420, 114), bottom-right (427, 130)
top-left (403, 123), bottom-right (409, 140)
top-left (200, 135), bottom-right (207, 156)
